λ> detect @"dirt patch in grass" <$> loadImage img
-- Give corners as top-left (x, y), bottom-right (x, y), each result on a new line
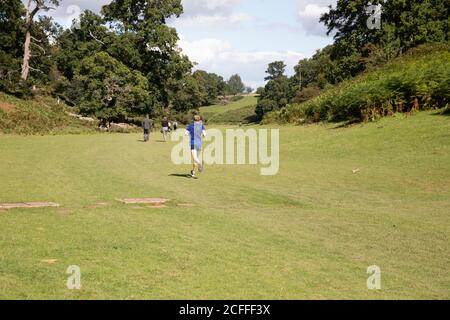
top-left (0, 202), bottom-right (60, 210)
top-left (0, 100), bottom-right (15, 113)
top-left (177, 203), bottom-right (195, 208)
top-left (87, 202), bottom-right (111, 209)
top-left (117, 198), bottom-right (169, 205)
top-left (40, 259), bottom-right (58, 265)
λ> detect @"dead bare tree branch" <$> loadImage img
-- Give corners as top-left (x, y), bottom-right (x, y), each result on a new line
top-left (30, 36), bottom-right (42, 43)
top-left (30, 42), bottom-right (46, 54)
top-left (89, 30), bottom-right (105, 45)
top-left (29, 66), bottom-right (45, 74)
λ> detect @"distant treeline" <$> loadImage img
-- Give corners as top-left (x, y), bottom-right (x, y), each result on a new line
top-left (0, 0), bottom-right (250, 123)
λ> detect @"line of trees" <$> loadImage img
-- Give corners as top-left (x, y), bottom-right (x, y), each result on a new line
top-left (256, 0), bottom-right (449, 119)
top-left (0, 0), bottom-right (249, 123)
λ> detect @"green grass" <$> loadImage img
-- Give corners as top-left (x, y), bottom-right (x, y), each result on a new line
top-left (0, 111), bottom-right (449, 299)
top-left (200, 96), bottom-right (257, 123)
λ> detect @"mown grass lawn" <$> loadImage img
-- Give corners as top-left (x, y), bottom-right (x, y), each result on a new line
top-left (0, 111), bottom-right (449, 299)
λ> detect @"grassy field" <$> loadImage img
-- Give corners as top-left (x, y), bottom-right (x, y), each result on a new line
top-left (200, 96), bottom-right (257, 123)
top-left (0, 111), bottom-right (449, 299)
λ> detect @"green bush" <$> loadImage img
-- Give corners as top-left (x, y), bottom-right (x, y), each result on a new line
top-left (266, 46), bottom-right (450, 124)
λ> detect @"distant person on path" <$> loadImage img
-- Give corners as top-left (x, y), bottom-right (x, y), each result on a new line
top-left (142, 115), bottom-right (153, 142)
top-left (161, 117), bottom-right (170, 142)
top-left (173, 121), bottom-right (178, 132)
top-left (185, 115), bottom-right (206, 178)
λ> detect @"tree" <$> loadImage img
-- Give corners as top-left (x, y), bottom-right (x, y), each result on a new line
top-left (170, 74), bottom-right (205, 112)
top-left (292, 86), bottom-right (322, 104)
top-left (102, 0), bottom-right (188, 109)
top-left (255, 60), bottom-right (297, 119)
top-left (227, 74), bottom-right (245, 96)
top-left (21, 0), bottom-right (59, 80)
top-left (72, 52), bottom-right (149, 122)
top-left (264, 61), bottom-right (286, 81)
top-left (246, 87), bottom-right (254, 94)
top-left (0, 0), bottom-right (25, 91)
top-left (55, 10), bottom-right (109, 81)
top-left (102, 0), bottom-right (183, 34)
top-left (361, 23), bottom-right (401, 69)
top-left (321, 0), bottom-right (450, 60)
top-left (255, 87), bottom-right (264, 95)
top-left (255, 61), bottom-right (292, 119)
top-left (193, 70), bottom-right (226, 105)
top-left (293, 46), bottom-right (341, 91)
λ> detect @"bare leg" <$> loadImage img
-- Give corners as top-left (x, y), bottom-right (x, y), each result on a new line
top-left (191, 150), bottom-right (200, 174)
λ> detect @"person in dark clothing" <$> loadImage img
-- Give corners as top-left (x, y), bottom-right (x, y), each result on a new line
top-left (142, 115), bottom-right (153, 142)
top-left (161, 117), bottom-right (169, 142)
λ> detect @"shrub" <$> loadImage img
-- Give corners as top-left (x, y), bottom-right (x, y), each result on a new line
top-left (265, 47), bottom-right (450, 124)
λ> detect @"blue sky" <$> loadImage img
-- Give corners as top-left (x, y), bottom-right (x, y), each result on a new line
top-left (32, 0), bottom-right (337, 88)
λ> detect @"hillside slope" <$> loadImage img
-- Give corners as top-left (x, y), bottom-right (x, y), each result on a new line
top-left (0, 92), bottom-right (96, 135)
top-left (200, 96), bottom-right (258, 124)
top-left (265, 44), bottom-right (450, 125)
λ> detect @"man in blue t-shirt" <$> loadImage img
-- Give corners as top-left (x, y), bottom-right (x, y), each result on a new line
top-left (185, 115), bottom-right (206, 178)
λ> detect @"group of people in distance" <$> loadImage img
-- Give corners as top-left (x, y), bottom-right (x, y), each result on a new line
top-left (142, 116), bottom-right (179, 143)
top-left (142, 115), bottom-right (206, 178)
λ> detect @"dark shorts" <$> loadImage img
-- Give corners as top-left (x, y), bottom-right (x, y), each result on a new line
top-left (144, 129), bottom-right (149, 135)
top-left (191, 145), bottom-right (202, 151)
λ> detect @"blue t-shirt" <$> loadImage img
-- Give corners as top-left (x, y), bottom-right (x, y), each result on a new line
top-left (187, 122), bottom-right (205, 148)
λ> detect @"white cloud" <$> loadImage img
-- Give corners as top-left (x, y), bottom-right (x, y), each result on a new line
top-left (297, 0), bottom-right (336, 36)
top-left (299, 4), bottom-right (330, 18)
top-left (173, 12), bottom-right (253, 27)
top-left (171, 0), bottom-right (253, 27)
top-left (181, 0), bottom-right (245, 16)
top-left (178, 36), bottom-right (305, 88)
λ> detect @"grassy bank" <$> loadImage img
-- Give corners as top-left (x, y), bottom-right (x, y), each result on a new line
top-left (265, 44), bottom-right (450, 125)
top-left (0, 92), bottom-right (96, 135)
top-left (200, 96), bottom-right (258, 123)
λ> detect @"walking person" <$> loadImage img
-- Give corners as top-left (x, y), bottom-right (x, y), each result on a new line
top-left (185, 115), bottom-right (206, 178)
top-left (161, 117), bottom-right (169, 142)
top-left (173, 120), bottom-right (178, 132)
top-left (142, 115), bottom-right (153, 142)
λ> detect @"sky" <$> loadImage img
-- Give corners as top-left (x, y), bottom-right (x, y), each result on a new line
top-left (29, 0), bottom-right (337, 89)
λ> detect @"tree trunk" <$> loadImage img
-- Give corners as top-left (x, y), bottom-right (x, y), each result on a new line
top-left (21, 30), bottom-right (31, 80)
top-left (21, 0), bottom-right (38, 81)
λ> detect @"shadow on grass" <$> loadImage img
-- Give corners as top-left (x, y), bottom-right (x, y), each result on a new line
top-left (431, 108), bottom-right (450, 116)
top-left (244, 114), bottom-right (261, 124)
top-left (330, 118), bottom-right (362, 129)
top-left (169, 174), bottom-right (193, 179)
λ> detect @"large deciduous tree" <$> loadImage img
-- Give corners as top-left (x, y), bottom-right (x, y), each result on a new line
top-left (73, 52), bottom-right (149, 122)
top-left (102, 0), bottom-right (189, 109)
top-left (321, 0), bottom-right (449, 57)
